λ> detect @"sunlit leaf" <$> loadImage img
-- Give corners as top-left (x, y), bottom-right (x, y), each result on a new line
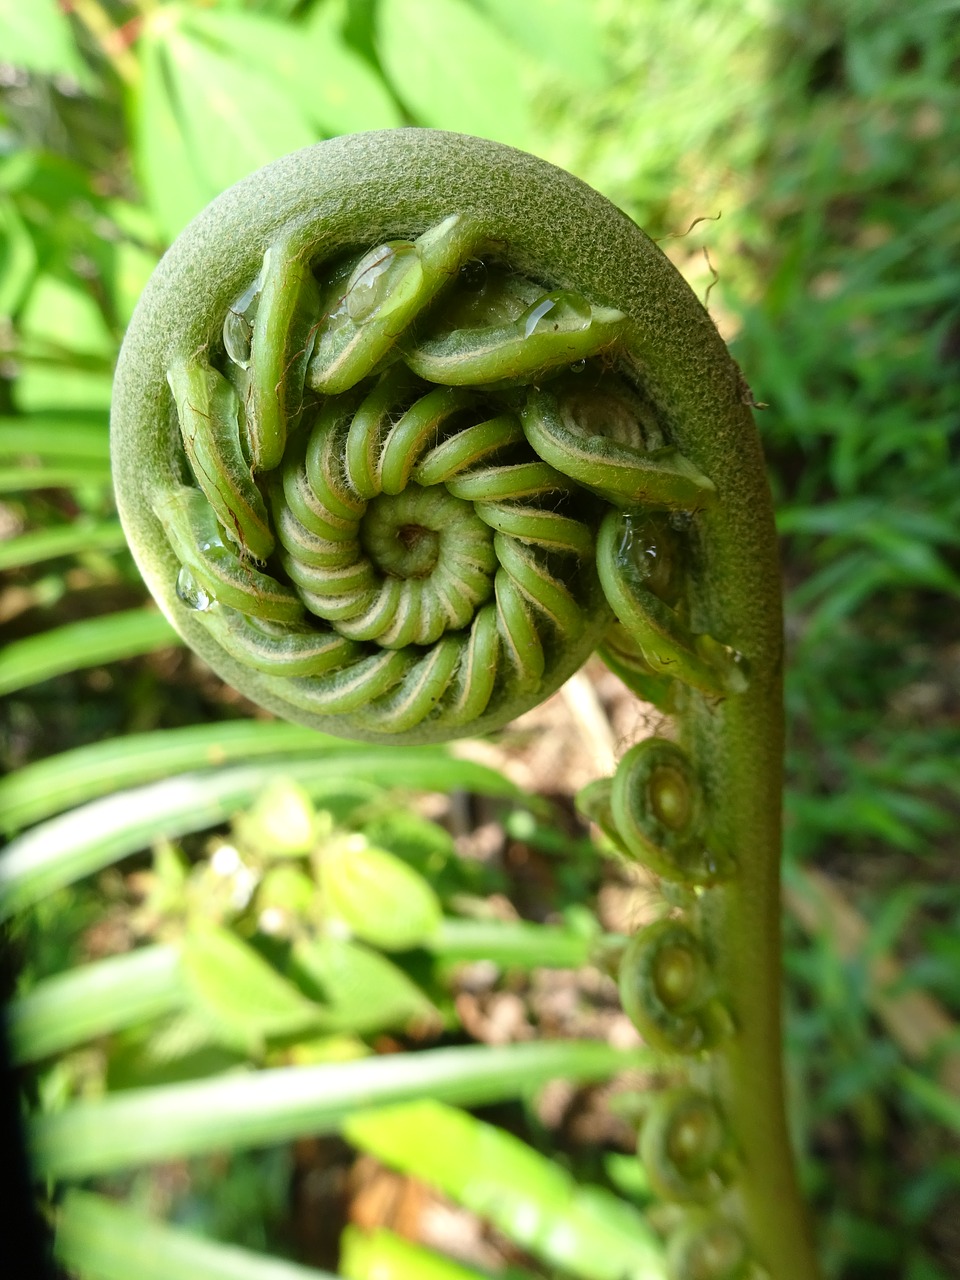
top-left (343, 1100), bottom-right (665, 1280)
top-left (377, 0), bottom-right (539, 147)
top-left (341, 1226), bottom-right (523, 1280)
top-left (0, 725), bottom-right (517, 837)
top-left (183, 7), bottom-right (402, 137)
top-left (142, 15), bottom-right (315, 233)
top-left (0, 0), bottom-right (92, 86)
top-left (0, 757), bottom-right (516, 918)
top-left (137, 30), bottom-right (213, 243)
top-left (8, 945), bottom-right (185, 1066)
top-left (292, 934), bottom-right (437, 1033)
top-left (0, 522), bottom-right (127, 572)
top-left (55, 1190), bottom-right (340, 1280)
top-left (181, 924), bottom-right (324, 1053)
top-left (30, 1040), bottom-right (641, 1177)
top-left (469, 0), bottom-right (607, 87)
top-left (0, 200), bottom-right (37, 316)
top-left (0, 610), bottom-right (178, 697)
top-left (319, 837), bottom-right (443, 950)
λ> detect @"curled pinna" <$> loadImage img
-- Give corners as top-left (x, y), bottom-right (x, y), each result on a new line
top-left (112, 130), bottom-right (818, 1280)
top-left (112, 130), bottom-right (764, 745)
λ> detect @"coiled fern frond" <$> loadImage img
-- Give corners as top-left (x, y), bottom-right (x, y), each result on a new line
top-left (112, 129), bottom-right (819, 1280)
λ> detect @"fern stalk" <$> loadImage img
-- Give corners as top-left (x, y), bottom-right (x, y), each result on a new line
top-left (111, 129), bottom-right (820, 1280)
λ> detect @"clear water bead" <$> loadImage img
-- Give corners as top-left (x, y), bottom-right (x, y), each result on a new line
top-left (345, 242), bottom-right (417, 323)
top-left (175, 564), bottom-right (213, 612)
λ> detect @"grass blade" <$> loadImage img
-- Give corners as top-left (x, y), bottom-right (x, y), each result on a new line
top-left (0, 724), bottom-right (520, 835)
top-left (0, 463), bottom-right (112, 491)
top-left (7, 944), bottom-right (185, 1066)
top-left (0, 414), bottom-right (110, 459)
top-left (429, 918), bottom-right (595, 968)
top-left (0, 758), bottom-right (518, 918)
top-left (0, 610), bottom-right (179, 695)
top-left (0, 522), bottom-right (127, 571)
top-left (55, 1189), bottom-right (340, 1280)
top-left (0, 723), bottom-right (362, 834)
top-left (31, 1040), bottom-right (645, 1179)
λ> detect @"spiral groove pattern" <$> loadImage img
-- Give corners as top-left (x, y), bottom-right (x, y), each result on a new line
top-left (112, 134), bottom-right (817, 1280)
top-left (150, 211), bottom-right (740, 744)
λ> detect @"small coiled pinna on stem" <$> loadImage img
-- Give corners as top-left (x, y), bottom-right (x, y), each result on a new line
top-left (112, 129), bottom-right (820, 1280)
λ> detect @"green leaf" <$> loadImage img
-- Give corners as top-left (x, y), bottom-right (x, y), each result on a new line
top-left (468, 0), bottom-right (607, 87)
top-left (0, 414), bottom-right (109, 462)
top-left (292, 935), bottom-right (436, 1034)
top-left (320, 837), bottom-right (443, 950)
top-left (137, 31), bottom-right (214, 243)
top-left (7, 944), bottom-right (185, 1066)
top-left (137, 11), bottom-right (316, 240)
top-left (0, 609), bottom-right (179, 696)
top-left (429, 918), bottom-right (594, 968)
top-left (234, 779), bottom-right (319, 858)
top-left (15, 273), bottom-right (115, 409)
top-left (164, 24), bottom-right (316, 196)
top-left (30, 1039), bottom-right (642, 1178)
top-left (0, 521), bottom-right (127, 572)
top-left (341, 1226), bottom-right (525, 1280)
top-left (898, 1067), bottom-right (960, 1134)
top-left (0, 726), bottom-right (517, 836)
top-left (0, 462), bottom-right (112, 492)
top-left (0, 0), bottom-right (91, 86)
top-left (0, 200), bottom-right (37, 316)
top-left (0, 722), bottom-right (355, 834)
top-left (182, 7), bottom-right (402, 137)
top-left (55, 1190), bottom-right (340, 1280)
top-left (17, 273), bottom-right (115, 357)
top-left (0, 757), bottom-right (517, 918)
top-left (343, 1100), bottom-right (665, 1280)
top-left (377, 0), bottom-right (539, 147)
top-left (181, 924), bottom-right (325, 1053)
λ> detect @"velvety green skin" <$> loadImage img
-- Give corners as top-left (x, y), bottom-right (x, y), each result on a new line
top-left (112, 129), bottom-right (819, 1278)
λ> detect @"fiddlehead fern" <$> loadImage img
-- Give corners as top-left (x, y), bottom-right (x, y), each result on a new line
top-left (111, 130), bottom-right (820, 1279)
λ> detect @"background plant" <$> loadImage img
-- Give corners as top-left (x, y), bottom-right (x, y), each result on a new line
top-left (1, 2), bottom-right (959, 1279)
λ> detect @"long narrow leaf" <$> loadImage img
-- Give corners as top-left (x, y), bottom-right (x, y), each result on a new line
top-left (898, 1067), bottom-right (960, 1134)
top-left (344, 1101), bottom-right (664, 1280)
top-left (0, 416), bottom-right (110, 459)
top-left (430, 919), bottom-right (595, 968)
top-left (0, 723), bottom-right (361, 834)
top-left (7, 945), bottom-right (185, 1066)
top-left (0, 463), bottom-right (112, 491)
top-left (56, 1190), bottom-right (340, 1280)
top-left (0, 522), bottom-right (127, 571)
top-left (0, 610), bottom-right (179, 695)
top-left (0, 758), bottom-right (519, 918)
top-left (31, 1040), bottom-right (644, 1179)
top-left (0, 724), bottom-right (519, 835)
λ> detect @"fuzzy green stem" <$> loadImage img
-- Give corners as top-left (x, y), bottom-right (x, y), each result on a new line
top-left (111, 130), bottom-right (821, 1280)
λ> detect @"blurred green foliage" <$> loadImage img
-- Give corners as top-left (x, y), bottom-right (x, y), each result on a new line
top-left (1, 0), bottom-right (959, 1278)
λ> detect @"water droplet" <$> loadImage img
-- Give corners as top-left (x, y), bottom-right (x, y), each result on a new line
top-left (522, 296), bottom-right (557, 338)
top-left (617, 512), bottom-right (680, 602)
top-left (223, 308), bottom-right (253, 368)
top-left (569, 358), bottom-right (587, 373)
top-left (222, 270), bottom-right (263, 368)
top-left (549, 291), bottom-right (593, 331)
top-left (521, 291), bottom-right (593, 338)
top-left (176, 564), bottom-right (213, 611)
top-left (344, 242), bottom-right (417, 323)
